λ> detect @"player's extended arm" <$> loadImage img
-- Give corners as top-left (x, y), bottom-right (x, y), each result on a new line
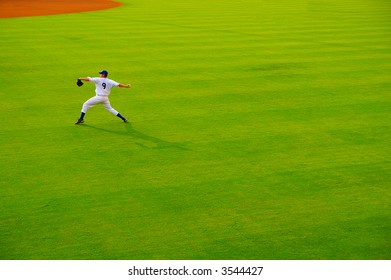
top-left (119, 83), bottom-right (131, 88)
top-left (79, 77), bottom-right (90, 81)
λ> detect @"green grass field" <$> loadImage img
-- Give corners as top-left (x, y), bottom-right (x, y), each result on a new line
top-left (0, 0), bottom-right (390, 260)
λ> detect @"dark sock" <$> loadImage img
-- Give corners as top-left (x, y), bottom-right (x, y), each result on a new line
top-left (116, 113), bottom-right (126, 121)
top-left (79, 112), bottom-right (85, 120)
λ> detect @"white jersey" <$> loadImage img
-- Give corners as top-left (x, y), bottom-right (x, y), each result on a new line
top-left (89, 77), bottom-right (119, 96)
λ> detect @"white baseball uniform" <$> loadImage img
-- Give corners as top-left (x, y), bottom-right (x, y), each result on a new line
top-left (81, 77), bottom-right (120, 115)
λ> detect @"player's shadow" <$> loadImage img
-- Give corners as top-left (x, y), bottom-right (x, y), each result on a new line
top-left (83, 123), bottom-right (189, 150)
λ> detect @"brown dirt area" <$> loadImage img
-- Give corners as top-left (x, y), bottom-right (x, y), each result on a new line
top-left (0, 0), bottom-right (122, 18)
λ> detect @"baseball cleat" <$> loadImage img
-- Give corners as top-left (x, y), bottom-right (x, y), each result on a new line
top-left (75, 119), bottom-right (84, 125)
top-left (123, 119), bottom-right (128, 123)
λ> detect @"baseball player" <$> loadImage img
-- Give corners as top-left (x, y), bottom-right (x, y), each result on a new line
top-left (75, 70), bottom-right (131, 124)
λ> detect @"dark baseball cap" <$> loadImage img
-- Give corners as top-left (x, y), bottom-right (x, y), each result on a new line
top-left (99, 70), bottom-right (108, 76)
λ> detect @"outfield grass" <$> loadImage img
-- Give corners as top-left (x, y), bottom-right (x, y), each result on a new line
top-left (0, 0), bottom-right (390, 259)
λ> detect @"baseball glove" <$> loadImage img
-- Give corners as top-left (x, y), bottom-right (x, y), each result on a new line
top-left (77, 79), bottom-right (84, 87)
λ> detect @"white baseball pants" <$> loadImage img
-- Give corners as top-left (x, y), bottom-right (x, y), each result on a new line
top-left (81, 95), bottom-right (119, 116)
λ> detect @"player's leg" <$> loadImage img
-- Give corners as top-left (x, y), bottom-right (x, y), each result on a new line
top-left (82, 96), bottom-right (103, 112)
top-left (102, 99), bottom-right (128, 122)
top-left (75, 96), bottom-right (102, 124)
